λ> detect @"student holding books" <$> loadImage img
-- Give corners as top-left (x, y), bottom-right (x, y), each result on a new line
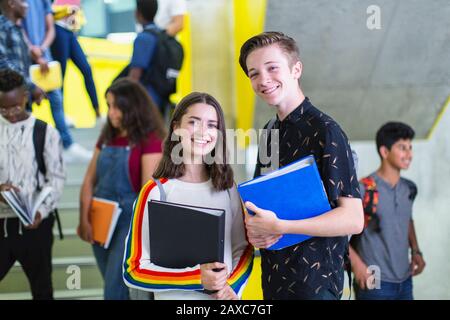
top-left (123, 92), bottom-right (254, 300)
top-left (0, 69), bottom-right (65, 300)
top-left (238, 32), bottom-right (364, 300)
top-left (78, 78), bottom-right (165, 300)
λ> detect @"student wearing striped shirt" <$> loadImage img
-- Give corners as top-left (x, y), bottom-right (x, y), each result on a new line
top-left (123, 92), bottom-right (254, 300)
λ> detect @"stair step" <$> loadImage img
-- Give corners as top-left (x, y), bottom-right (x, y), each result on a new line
top-left (53, 229), bottom-right (93, 258)
top-left (0, 257), bottom-right (103, 294)
top-left (60, 183), bottom-right (81, 204)
top-left (57, 208), bottom-right (79, 229)
top-left (65, 163), bottom-right (89, 182)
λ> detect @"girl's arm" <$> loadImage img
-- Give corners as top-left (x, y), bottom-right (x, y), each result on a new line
top-left (226, 188), bottom-right (254, 297)
top-left (123, 179), bottom-right (204, 292)
top-left (77, 148), bottom-right (100, 243)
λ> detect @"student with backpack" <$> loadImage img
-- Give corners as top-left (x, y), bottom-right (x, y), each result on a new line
top-left (77, 78), bottom-right (165, 300)
top-left (238, 32), bottom-right (364, 300)
top-left (123, 92), bottom-right (254, 300)
top-left (349, 122), bottom-right (425, 300)
top-left (121, 0), bottom-right (183, 118)
top-left (0, 69), bottom-right (65, 300)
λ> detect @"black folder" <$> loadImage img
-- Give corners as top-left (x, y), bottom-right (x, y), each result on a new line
top-left (148, 200), bottom-right (225, 269)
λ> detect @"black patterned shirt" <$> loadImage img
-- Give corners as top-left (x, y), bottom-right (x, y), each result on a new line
top-left (254, 97), bottom-right (361, 300)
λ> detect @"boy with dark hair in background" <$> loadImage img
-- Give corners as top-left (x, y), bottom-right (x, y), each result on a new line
top-left (349, 122), bottom-right (425, 300)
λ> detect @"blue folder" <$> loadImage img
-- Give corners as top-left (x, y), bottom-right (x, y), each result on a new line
top-left (238, 155), bottom-right (331, 250)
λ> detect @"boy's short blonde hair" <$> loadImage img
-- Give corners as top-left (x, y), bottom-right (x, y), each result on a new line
top-left (239, 31), bottom-right (301, 76)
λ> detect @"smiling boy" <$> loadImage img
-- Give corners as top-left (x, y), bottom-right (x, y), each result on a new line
top-left (349, 122), bottom-right (425, 300)
top-left (239, 31), bottom-right (364, 300)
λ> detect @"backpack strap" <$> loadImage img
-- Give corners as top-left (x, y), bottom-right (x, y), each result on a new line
top-left (33, 119), bottom-right (47, 182)
top-left (153, 178), bottom-right (167, 201)
top-left (360, 176), bottom-right (381, 233)
top-left (404, 179), bottom-right (418, 201)
top-left (32, 119), bottom-right (64, 240)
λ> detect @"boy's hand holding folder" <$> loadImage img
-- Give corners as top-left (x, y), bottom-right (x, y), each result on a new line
top-left (244, 201), bottom-right (282, 248)
top-left (238, 155), bottom-right (331, 250)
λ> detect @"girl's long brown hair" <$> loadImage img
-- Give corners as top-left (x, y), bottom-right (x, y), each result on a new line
top-left (153, 92), bottom-right (234, 191)
top-left (100, 78), bottom-right (166, 146)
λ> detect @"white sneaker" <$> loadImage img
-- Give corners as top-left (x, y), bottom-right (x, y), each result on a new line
top-left (65, 116), bottom-right (75, 128)
top-left (64, 143), bottom-right (93, 164)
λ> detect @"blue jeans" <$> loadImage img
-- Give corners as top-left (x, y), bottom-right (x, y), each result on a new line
top-left (354, 277), bottom-right (413, 300)
top-left (51, 25), bottom-right (99, 112)
top-left (47, 89), bottom-right (73, 149)
top-left (92, 145), bottom-right (136, 300)
top-left (93, 218), bottom-right (131, 300)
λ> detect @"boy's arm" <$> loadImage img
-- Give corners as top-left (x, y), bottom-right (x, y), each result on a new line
top-left (128, 33), bottom-right (157, 81)
top-left (128, 67), bottom-right (143, 82)
top-left (349, 243), bottom-right (371, 289)
top-left (40, 13), bottom-right (56, 52)
top-left (409, 219), bottom-right (426, 276)
top-left (165, 15), bottom-right (184, 36)
top-left (245, 196), bottom-right (363, 239)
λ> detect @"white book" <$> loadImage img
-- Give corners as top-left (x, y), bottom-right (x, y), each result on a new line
top-left (1, 187), bottom-right (52, 226)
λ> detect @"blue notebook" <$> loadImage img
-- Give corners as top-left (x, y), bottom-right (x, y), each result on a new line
top-left (238, 155), bottom-right (331, 250)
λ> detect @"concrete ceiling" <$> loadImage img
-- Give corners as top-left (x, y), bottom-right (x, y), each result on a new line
top-left (254, 0), bottom-right (450, 140)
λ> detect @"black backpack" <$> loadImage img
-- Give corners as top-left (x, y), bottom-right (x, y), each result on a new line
top-left (33, 119), bottom-right (64, 240)
top-left (115, 29), bottom-right (184, 100)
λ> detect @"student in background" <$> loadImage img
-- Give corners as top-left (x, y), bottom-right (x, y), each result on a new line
top-left (0, 69), bottom-right (65, 300)
top-left (154, 0), bottom-right (187, 37)
top-left (50, 0), bottom-right (101, 121)
top-left (78, 78), bottom-right (165, 300)
top-left (349, 122), bottom-right (425, 300)
top-left (0, 0), bottom-right (45, 119)
top-left (123, 92), bottom-right (254, 300)
top-left (21, 0), bottom-right (93, 163)
top-left (239, 32), bottom-right (364, 300)
top-left (127, 0), bottom-right (163, 111)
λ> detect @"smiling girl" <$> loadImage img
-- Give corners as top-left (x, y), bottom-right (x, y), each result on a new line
top-left (123, 92), bottom-right (253, 300)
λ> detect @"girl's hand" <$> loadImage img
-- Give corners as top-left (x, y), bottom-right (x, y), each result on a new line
top-left (212, 284), bottom-right (238, 300)
top-left (200, 262), bottom-right (228, 291)
top-left (77, 220), bottom-right (93, 244)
